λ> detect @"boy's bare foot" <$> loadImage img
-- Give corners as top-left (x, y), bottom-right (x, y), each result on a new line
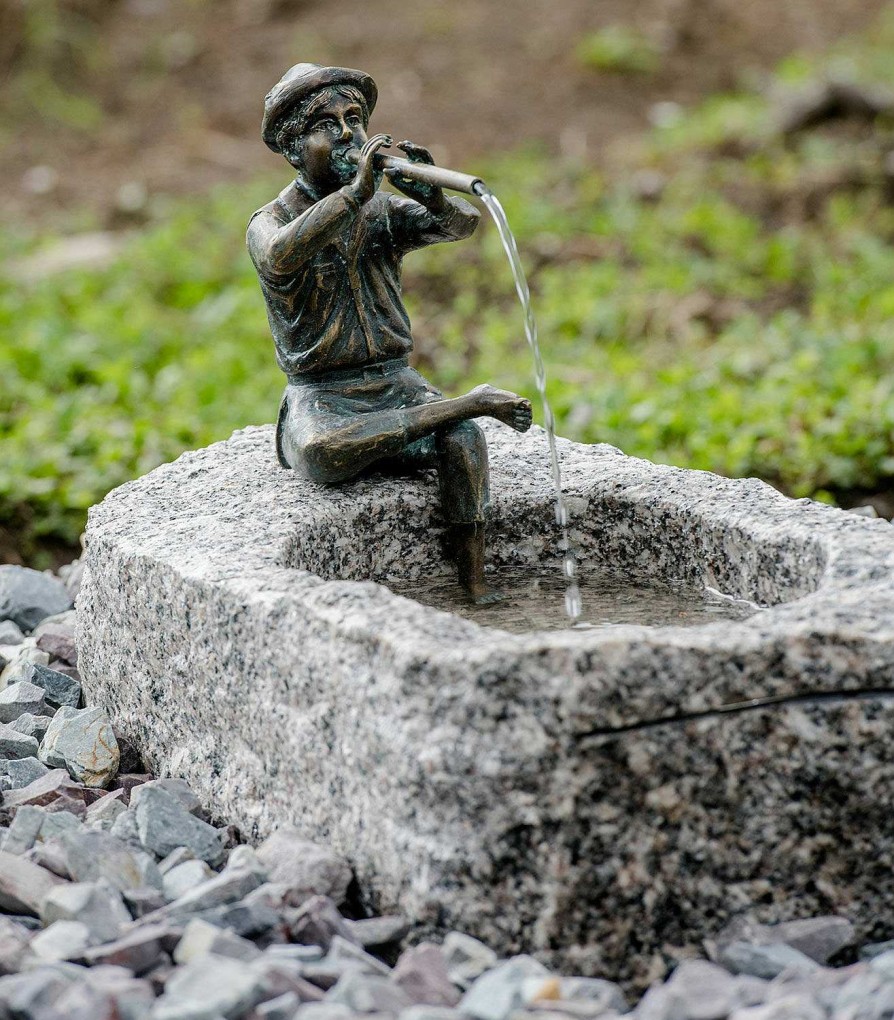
top-left (466, 579), bottom-right (506, 606)
top-left (469, 384), bottom-right (533, 433)
top-left (446, 521), bottom-right (506, 605)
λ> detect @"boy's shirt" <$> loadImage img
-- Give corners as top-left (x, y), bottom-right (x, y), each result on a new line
top-left (248, 179), bottom-right (479, 380)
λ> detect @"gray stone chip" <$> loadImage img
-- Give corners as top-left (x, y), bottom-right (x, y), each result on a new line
top-left (29, 919), bottom-right (92, 962)
top-left (0, 916), bottom-right (32, 976)
top-left (62, 829), bottom-right (163, 892)
top-left (164, 864), bottom-right (265, 917)
top-left (39, 811), bottom-right (82, 843)
top-left (255, 991), bottom-right (303, 1019)
top-left (0, 964), bottom-right (80, 1018)
top-left (130, 777), bottom-right (204, 817)
top-left (0, 565), bottom-right (73, 633)
top-left (326, 969), bottom-right (414, 1014)
top-left (443, 932), bottom-right (499, 991)
top-left (287, 895), bottom-right (359, 951)
top-left (346, 915), bottom-right (412, 948)
top-left (709, 914), bottom-right (856, 966)
top-left (393, 942), bottom-right (461, 1007)
top-left (133, 785), bottom-right (225, 864)
top-left (81, 964), bottom-right (156, 1017)
top-left (10, 712), bottom-right (51, 741)
top-left (151, 951), bottom-right (267, 1019)
top-left (719, 941), bottom-right (820, 980)
top-left (41, 880), bottom-right (131, 943)
top-left (662, 960), bottom-right (745, 1020)
top-left (82, 921), bottom-right (170, 975)
top-left (460, 956), bottom-right (552, 1020)
top-left (0, 620), bottom-right (25, 646)
top-left (0, 645), bottom-right (49, 690)
top-left (33, 613), bottom-right (78, 666)
top-left (0, 848), bottom-right (66, 915)
top-left (24, 661), bottom-right (82, 708)
top-left (110, 806), bottom-right (145, 849)
top-left (163, 858), bottom-right (215, 901)
top-left (173, 917), bottom-right (263, 964)
top-left (0, 723), bottom-right (39, 761)
top-left (1, 805), bottom-right (45, 855)
top-left (256, 827), bottom-right (353, 905)
top-left (0, 681), bottom-right (50, 724)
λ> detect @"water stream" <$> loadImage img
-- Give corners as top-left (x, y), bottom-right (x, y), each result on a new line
top-left (473, 183), bottom-right (582, 621)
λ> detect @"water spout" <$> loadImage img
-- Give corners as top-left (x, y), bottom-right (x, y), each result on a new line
top-left (473, 181), bottom-right (582, 621)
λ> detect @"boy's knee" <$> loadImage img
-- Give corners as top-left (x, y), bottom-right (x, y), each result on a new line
top-left (440, 420), bottom-right (486, 455)
top-left (291, 433), bottom-right (354, 485)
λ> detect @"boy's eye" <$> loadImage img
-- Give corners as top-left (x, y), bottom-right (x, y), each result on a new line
top-left (315, 118), bottom-right (336, 132)
top-left (347, 115), bottom-right (361, 126)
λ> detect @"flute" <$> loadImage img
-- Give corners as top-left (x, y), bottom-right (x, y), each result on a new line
top-left (345, 148), bottom-right (485, 197)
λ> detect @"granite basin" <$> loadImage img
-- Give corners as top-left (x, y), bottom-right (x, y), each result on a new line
top-left (78, 421), bottom-right (894, 984)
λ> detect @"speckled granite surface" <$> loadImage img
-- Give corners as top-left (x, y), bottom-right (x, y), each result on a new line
top-left (77, 422), bottom-right (894, 984)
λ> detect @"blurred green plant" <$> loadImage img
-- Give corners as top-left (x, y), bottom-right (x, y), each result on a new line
top-left (4, 12), bottom-right (894, 554)
top-left (2, 0), bottom-right (106, 133)
top-left (575, 25), bottom-right (663, 75)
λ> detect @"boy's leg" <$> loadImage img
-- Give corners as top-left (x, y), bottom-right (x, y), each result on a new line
top-left (287, 382), bottom-right (532, 485)
top-left (435, 421), bottom-right (503, 604)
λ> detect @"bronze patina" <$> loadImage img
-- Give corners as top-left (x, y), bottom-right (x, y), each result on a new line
top-left (248, 63), bottom-right (532, 603)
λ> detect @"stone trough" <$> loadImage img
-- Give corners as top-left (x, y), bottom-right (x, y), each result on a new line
top-left (78, 421), bottom-right (894, 985)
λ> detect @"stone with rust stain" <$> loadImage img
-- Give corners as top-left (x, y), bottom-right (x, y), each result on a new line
top-left (38, 705), bottom-right (119, 788)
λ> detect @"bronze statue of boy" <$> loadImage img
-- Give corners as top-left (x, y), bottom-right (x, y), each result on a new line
top-left (248, 63), bottom-right (532, 602)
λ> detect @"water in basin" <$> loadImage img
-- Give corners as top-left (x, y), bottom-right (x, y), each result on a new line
top-left (386, 565), bottom-right (760, 633)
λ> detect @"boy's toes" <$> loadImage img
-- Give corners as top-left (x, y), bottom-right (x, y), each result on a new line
top-left (512, 409), bottom-right (533, 432)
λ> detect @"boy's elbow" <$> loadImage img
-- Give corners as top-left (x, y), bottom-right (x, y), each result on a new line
top-left (461, 204), bottom-right (481, 236)
top-left (443, 198), bottom-right (480, 240)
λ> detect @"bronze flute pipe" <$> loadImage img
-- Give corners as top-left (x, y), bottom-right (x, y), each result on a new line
top-left (345, 148), bottom-right (485, 197)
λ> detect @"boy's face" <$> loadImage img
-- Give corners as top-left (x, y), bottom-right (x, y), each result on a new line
top-left (291, 93), bottom-right (369, 193)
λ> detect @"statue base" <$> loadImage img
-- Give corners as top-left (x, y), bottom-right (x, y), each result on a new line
top-left (78, 421), bottom-right (894, 985)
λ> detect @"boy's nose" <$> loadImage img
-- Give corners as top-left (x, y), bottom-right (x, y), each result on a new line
top-left (337, 119), bottom-right (353, 141)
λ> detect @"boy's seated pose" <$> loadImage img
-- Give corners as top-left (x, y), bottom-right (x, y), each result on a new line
top-left (248, 63), bottom-right (532, 603)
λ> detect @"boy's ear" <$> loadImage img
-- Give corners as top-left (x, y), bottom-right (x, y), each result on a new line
top-left (283, 136), bottom-right (304, 170)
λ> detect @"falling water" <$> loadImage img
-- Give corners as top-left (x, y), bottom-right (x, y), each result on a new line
top-left (473, 182), bottom-right (582, 621)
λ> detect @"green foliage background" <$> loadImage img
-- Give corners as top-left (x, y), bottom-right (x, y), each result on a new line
top-left (3, 15), bottom-right (894, 555)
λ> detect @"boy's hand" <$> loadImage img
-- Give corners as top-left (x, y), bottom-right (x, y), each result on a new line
top-left (347, 133), bottom-right (392, 204)
top-left (385, 140), bottom-right (445, 208)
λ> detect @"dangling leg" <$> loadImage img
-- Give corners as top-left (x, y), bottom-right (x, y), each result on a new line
top-left (436, 420), bottom-right (504, 605)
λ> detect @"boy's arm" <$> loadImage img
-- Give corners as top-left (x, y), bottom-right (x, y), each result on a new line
top-left (388, 192), bottom-right (480, 253)
top-left (385, 140), bottom-right (480, 253)
top-left (249, 134), bottom-right (394, 277)
top-left (247, 189), bottom-right (360, 277)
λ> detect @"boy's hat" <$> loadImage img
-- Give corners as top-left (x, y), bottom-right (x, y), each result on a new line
top-left (262, 63), bottom-right (378, 152)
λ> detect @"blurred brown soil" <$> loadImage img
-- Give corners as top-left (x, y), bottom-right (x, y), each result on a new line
top-left (0, 0), bottom-right (888, 229)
